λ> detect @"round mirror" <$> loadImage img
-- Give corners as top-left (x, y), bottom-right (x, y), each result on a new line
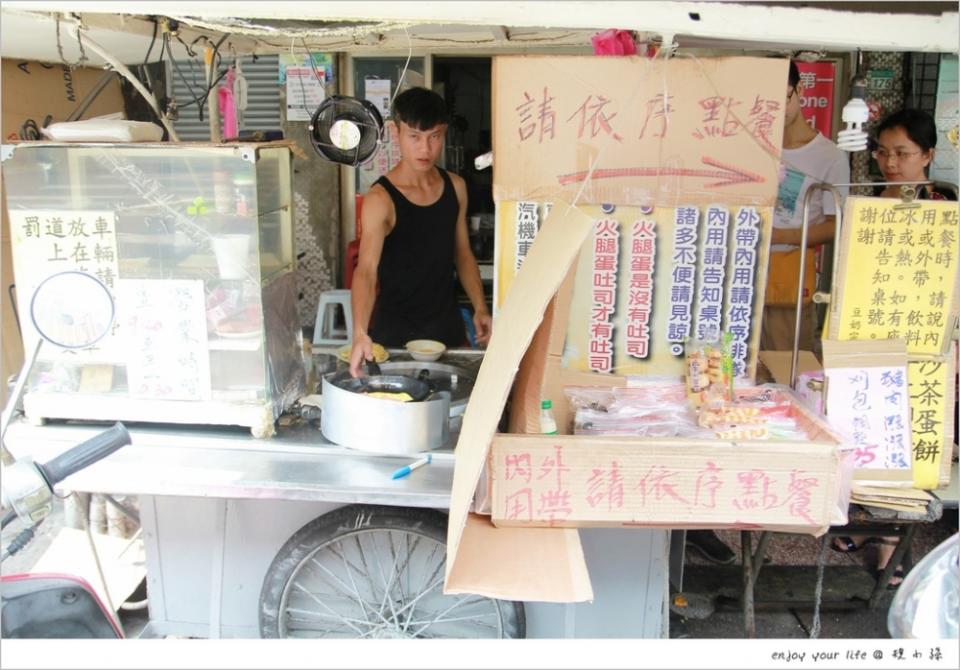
top-left (29, 271), bottom-right (115, 349)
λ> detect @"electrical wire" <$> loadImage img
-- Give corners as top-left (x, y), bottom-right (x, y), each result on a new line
top-left (83, 494), bottom-right (117, 617)
top-left (6, 284), bottom-right (20, 340)
top-left (143, 17), bottom-right (158, 66)
top-left (387, 26), bottom-right (413, 113)
top-left (290, 37), bottom-right (314, 120)
top-left (74, 25), bottom-right (178, 141)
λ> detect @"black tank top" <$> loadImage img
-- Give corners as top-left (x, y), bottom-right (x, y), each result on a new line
top-left (369, 169), bottom-right (466, 347)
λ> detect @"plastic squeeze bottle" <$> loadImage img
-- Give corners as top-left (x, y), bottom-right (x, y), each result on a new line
top-left (540, 399), bottom-right (558, 435)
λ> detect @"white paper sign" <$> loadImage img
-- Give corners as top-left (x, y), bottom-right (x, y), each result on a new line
top-left (825, 365), bottom-right (912, 470)
top-left (364, 78), bottom-right (392, 121)
top-left (286, 67), bottom-right (326, 122)
top-left (9, 209), bottom-right (122, 363)
top-left (118, 279), bottom-right (212, 401)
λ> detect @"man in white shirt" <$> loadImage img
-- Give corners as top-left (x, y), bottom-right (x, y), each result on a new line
top-left (762, 60), bottom-right (850, 352)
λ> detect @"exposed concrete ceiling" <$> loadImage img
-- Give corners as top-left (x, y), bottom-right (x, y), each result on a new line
top-left (1, 1), bottom-right (957, 67)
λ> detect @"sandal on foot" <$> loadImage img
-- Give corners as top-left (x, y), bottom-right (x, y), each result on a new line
top-left (875, 566), bottom-right (905, 589)
top-left (831, 536), bottom-right (874, 553)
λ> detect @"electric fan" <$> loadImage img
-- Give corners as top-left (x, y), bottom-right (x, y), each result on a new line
top-left (309, 95), bottom-right (384, 166)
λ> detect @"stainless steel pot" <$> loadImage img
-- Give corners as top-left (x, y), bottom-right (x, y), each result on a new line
top-left (320, 368), bottom-right (451, 455)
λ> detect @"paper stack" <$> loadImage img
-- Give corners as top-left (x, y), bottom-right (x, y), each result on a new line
top-left (850, 485), bottom-right (932, 514)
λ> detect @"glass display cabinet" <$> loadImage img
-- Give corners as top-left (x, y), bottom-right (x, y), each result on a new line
top-left (1, 142), bottom-right (305, 438)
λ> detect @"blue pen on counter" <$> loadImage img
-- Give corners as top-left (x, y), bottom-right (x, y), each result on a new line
top-left (391, 454), bottom-right (432, 480)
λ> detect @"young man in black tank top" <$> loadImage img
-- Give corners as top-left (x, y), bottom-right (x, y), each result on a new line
top-left (349, 87), bottom-right (492, 377)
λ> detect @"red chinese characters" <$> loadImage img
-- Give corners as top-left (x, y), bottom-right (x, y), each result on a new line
top-left (589, 219), bottom-right (620, 372)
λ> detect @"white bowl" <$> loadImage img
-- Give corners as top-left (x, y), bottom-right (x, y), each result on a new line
top-left (405, 339), bottom-right (446, 362)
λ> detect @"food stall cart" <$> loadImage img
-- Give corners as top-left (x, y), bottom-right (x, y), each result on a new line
top-left (0, 138), bottom-right (669, 638)
top-left (1, 1), bottom-right (957, 643)
top-left (2, 359), bottom-right (669, 639)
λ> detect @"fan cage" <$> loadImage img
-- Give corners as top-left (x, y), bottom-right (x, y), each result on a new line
top-left (309, 96), bottom-right (385, 167)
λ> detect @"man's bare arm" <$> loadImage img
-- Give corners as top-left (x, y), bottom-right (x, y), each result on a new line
top-left (349, 187), bottom-right (390, 376)
top-left (451, 174), bottom-right (492, 345)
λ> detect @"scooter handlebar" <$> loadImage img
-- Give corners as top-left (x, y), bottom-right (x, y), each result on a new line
top-left (36, 422), bottom-right (131, 488)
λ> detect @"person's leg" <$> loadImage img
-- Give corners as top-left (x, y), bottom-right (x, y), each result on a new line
top-left (832, 534), bottom-right (873, 552)
top-left (876, 536), bottom-right (904, 587)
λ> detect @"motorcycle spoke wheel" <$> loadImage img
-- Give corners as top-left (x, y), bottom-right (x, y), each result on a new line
top-left (259, 505), bottom-right (524, 639)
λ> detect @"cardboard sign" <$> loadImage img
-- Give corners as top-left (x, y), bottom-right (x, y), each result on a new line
top-left (822, 339), bottom-right (912, 482)
top-left (492, 56), bottom-right (787, 207)
top-left (445, 202), bottom-right (595, 602)
top-left (830, 196), bottom-right (959, 356)
top-left (490, 434), bottom-right (841, 531)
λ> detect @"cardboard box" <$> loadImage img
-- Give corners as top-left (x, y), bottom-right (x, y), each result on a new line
top-left (1, 59), bottom-right (125, 141)
top-left (757, 349), bottom-right (825, 414)
top-left (444, 56), bottom-right (837, 603)
top-left (490, 389), bottom-right (846, 532)
top-left (444, 204), bottom-right (849, 603)
top-left (1, 60), bottom-right (125, 406)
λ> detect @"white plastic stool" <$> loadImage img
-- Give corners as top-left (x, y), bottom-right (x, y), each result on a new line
top-left (313, 289), bottom-right (353, 346)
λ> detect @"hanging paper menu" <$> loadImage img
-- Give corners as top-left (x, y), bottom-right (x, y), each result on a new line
top-left (823, 338), bottom-right (913, 483)
top-left (117, 279), bottom-right (212, 401)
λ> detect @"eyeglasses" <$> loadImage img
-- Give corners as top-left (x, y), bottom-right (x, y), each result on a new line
top-left (872, 148), bottom-right (923, 162)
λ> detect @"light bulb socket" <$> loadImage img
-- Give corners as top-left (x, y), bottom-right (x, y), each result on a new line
top-left (850, 74), bottom-right (868, 100)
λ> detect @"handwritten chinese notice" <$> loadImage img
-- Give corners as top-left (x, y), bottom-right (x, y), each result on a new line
top-left (9, 209), bottom-right (121, 361)
top-left (824, 366), bottom-right (912, 472)
top-left (833, 197), bottom-right (959, 356)
top-left (493, 56), bottom-right (786, 206)
top-left (908, 348), bottom-right (956, 489)
top-left (491, 436), bottom-right (838, 530)
top-left (589, 219), bottom-right (620, 372)
top-left (725, 207), bottom-right (761, 376)
top-left (625, 218), bottom-right (656, 359)
top-left (494, 201), bottom-right (772, 379)
top-left (117, 279), bottom-right (211, 401)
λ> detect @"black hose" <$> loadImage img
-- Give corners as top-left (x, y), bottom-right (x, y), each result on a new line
top-left (0, 520), bottom-right (42, 563)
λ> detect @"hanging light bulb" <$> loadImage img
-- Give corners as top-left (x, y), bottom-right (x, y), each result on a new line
top-left (837, 63), bottom-right (870, 153)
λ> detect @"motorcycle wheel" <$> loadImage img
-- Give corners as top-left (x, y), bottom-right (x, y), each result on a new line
top-left (258, 504), bottom-right (525, 639)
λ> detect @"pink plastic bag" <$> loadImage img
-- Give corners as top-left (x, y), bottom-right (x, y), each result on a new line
top-left (591, 29), bottom-right (637, 56)
top-left (218, 68), bottom-right (238, 139)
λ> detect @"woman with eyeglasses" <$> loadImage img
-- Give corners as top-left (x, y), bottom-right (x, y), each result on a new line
top-left (872, 108), bottom-right (955, 201)
top-left (833, 108), bottom-right (956, 589)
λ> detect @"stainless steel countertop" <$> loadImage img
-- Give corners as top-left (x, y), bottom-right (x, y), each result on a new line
top-left (4, 418), bottom-right (457, 508)
top-left (3, 349), bottom-right (486, 508)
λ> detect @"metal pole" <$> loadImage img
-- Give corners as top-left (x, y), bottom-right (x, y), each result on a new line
top-left (790, 183), bottom-right (843, 390)
top-left (789, 177), bottom-right (958, 389)
top-left (741, 530), bottom-right (755, 638)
